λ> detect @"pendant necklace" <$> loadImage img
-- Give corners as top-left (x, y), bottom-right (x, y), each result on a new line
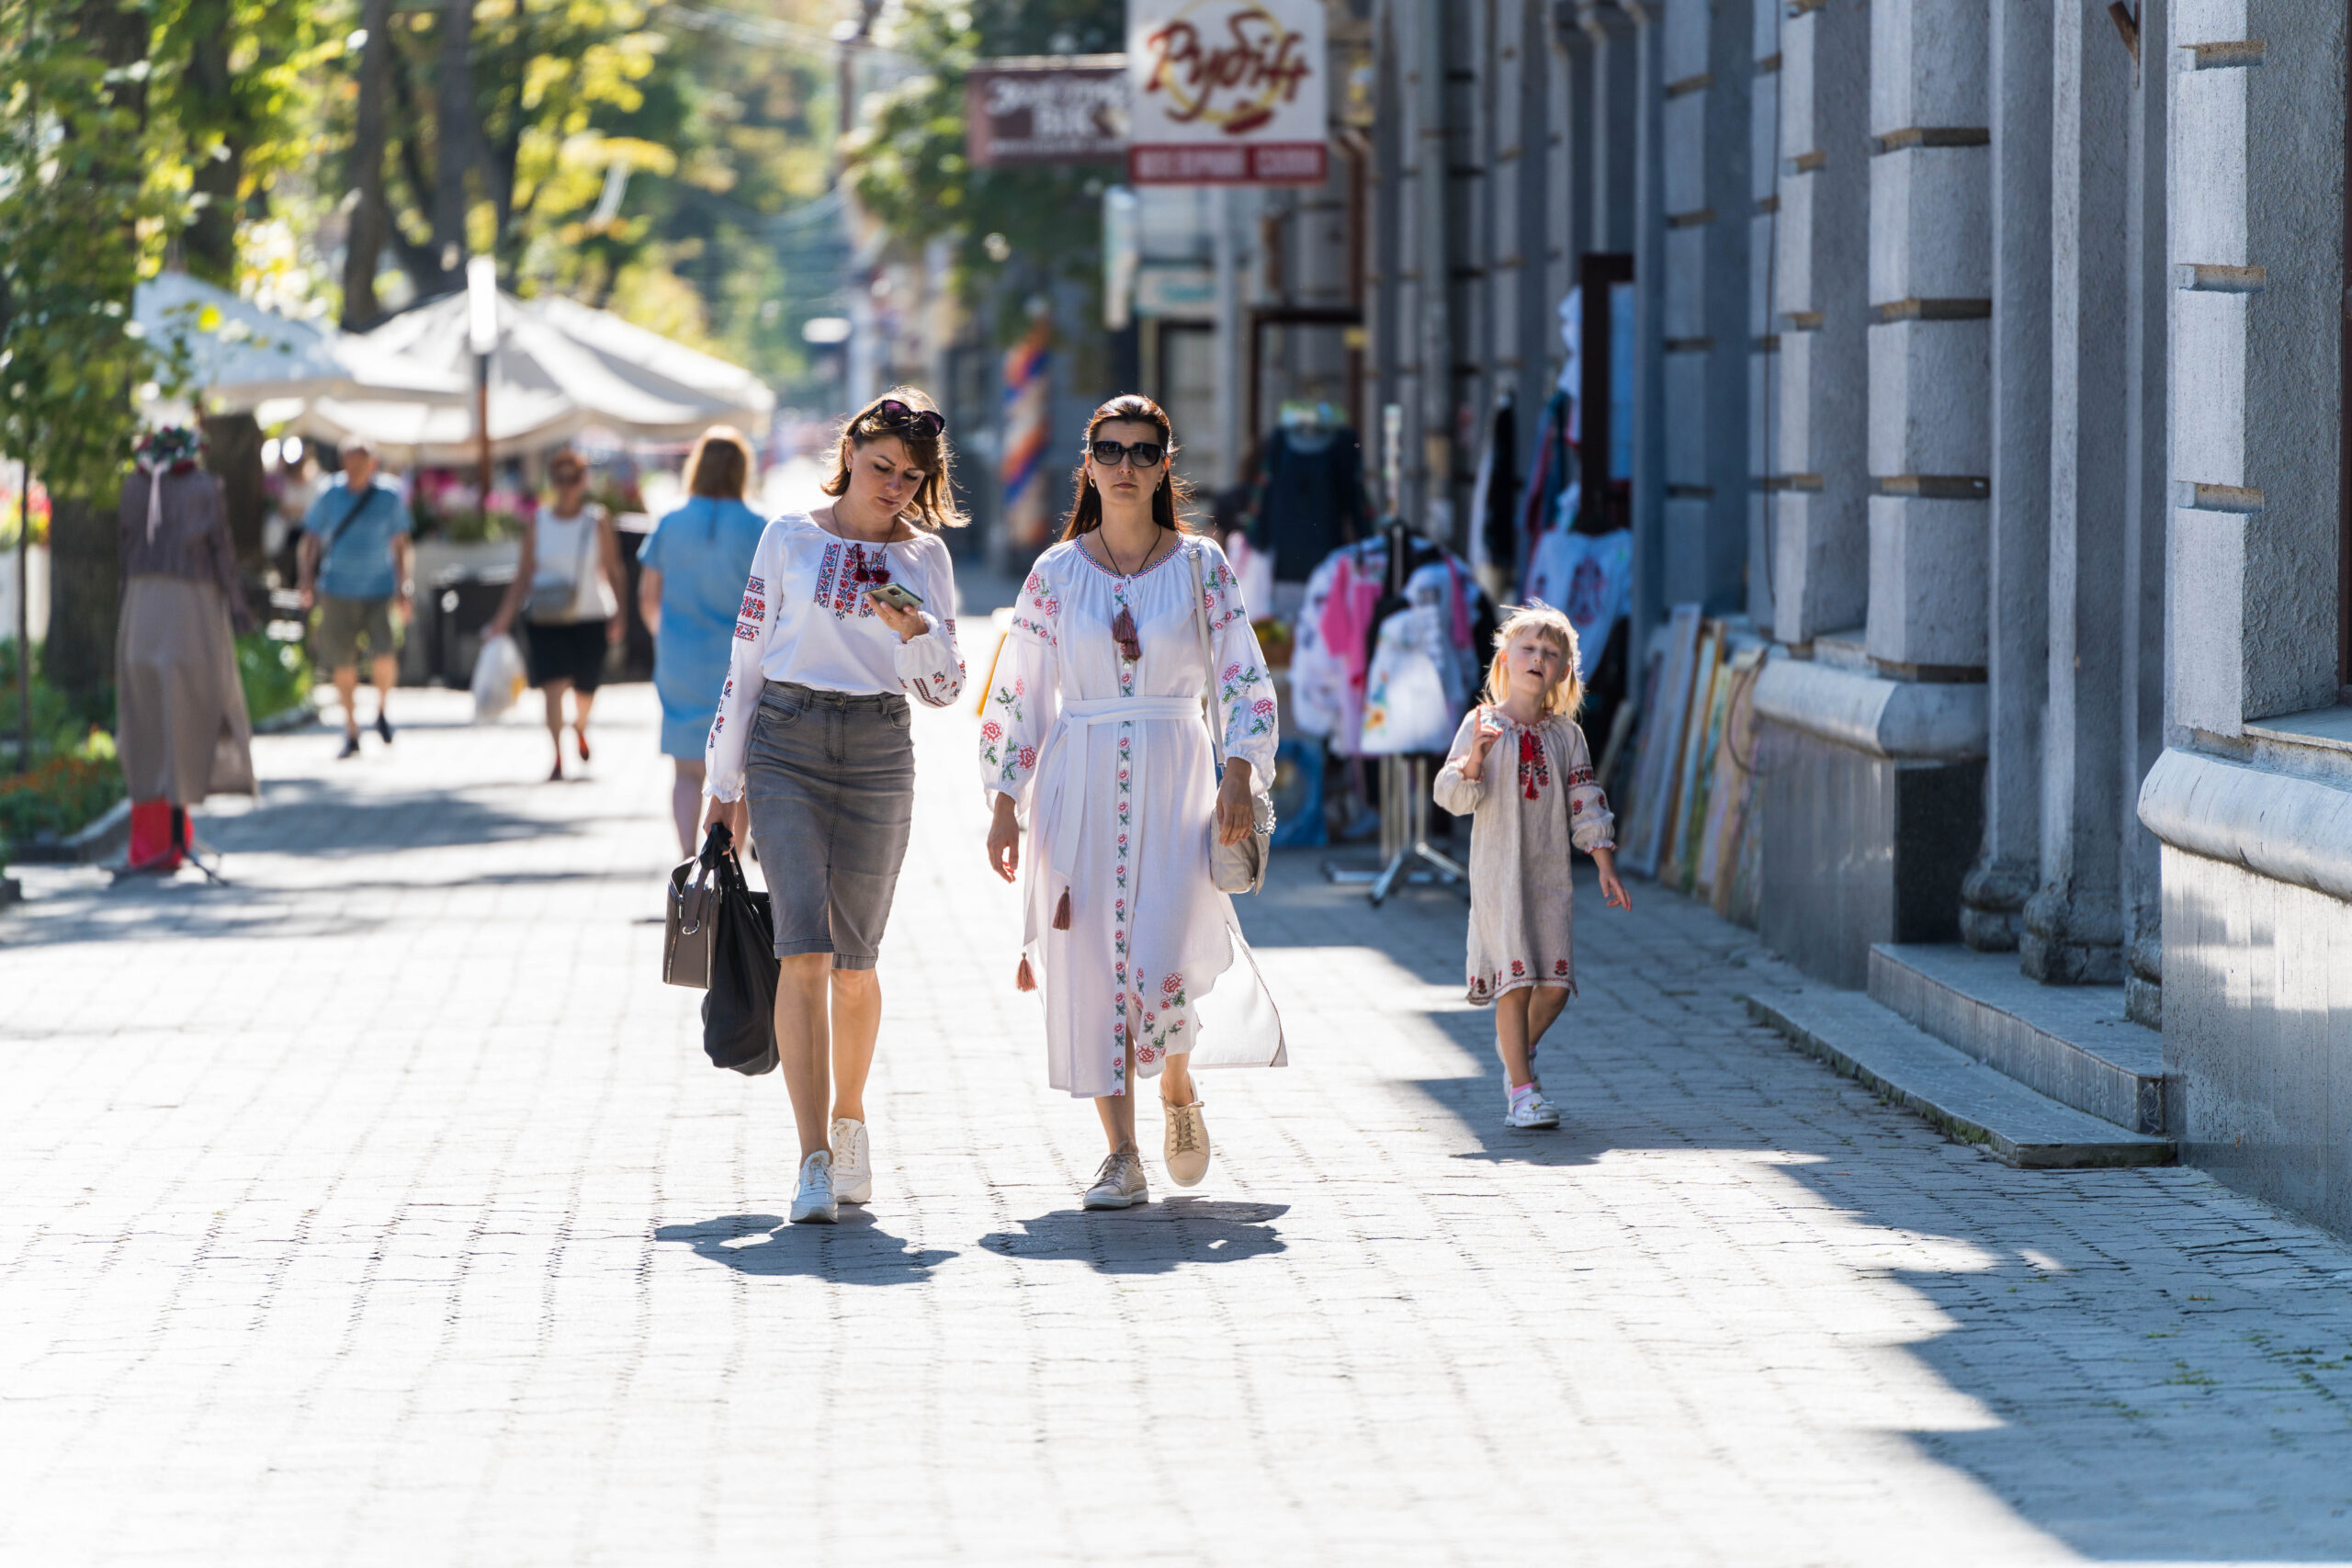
top-left (1102, 527), bottom-right (1157, 662)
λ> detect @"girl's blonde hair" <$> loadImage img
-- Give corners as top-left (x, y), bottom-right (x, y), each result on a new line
top-left (1483, 604), bottom-right (1586, 719)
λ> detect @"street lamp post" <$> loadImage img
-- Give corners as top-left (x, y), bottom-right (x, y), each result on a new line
top-left (465, 255), bottom-right (498, 528)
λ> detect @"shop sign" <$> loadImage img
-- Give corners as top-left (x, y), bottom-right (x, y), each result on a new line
top-left (1134, 263), bottom-right (1217, 321)
top-left (965, 56), bottom-right (1128, 166)
top-left (1125, 0), bottom-right (1329, 186)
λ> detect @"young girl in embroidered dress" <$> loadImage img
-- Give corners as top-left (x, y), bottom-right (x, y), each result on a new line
top-left (981, 396), bottom-right (1285, 1211)
top-left (1433, 604), bottom-right (1631, 1130)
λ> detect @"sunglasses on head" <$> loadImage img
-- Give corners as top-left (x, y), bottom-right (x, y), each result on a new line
top-left (864, 399), bottom-right (945, 438)
top-left (1090, 438), bottom-right (1166, 468)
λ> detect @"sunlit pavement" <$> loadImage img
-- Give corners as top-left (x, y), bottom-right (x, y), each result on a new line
top-left (6, 679), bottom-right (2352, 1566)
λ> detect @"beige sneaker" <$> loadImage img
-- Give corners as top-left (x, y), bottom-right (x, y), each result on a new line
top-left (1083, 1145), bottom-right (1148, 1210)
top-left (1163, 1100), bottom-right (1211, 1188)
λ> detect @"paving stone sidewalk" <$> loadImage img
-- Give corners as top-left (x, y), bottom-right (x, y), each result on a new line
top-left (5, 682), bottom-right (2352, 1567)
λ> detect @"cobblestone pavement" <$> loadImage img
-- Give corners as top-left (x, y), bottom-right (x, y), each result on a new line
top-left (7, 681), bottom-right (2352, 1567)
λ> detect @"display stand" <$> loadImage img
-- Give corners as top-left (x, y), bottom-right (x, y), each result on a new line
top-left (1320, 515), bottom-right (1469, 906)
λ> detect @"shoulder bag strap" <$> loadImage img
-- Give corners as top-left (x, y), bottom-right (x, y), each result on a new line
top-left (1189, 539), bottom-right (1228, 777)
top-left (319, 482), bottom-right (375, 560)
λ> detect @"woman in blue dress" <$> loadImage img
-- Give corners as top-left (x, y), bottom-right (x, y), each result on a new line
top-left (636, 425), bottom-right (769, 852)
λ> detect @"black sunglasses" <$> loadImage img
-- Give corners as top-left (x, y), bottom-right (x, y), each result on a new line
top-left (864, 398), bottom-right (945, 438)
top-left (1090, 438), bottom-right (1166, 468)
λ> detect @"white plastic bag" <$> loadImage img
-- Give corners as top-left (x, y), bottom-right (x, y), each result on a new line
top-left (470, 632), bottom-right (527, 722)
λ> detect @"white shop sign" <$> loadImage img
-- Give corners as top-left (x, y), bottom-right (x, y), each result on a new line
top-left (1125, 0), bottom-right (1329, 186)
top-left (1134, 263), bottom-right (1217, 321)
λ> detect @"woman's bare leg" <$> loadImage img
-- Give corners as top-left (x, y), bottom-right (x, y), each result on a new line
top-left (571, 686), bottom-right (598, 754)
top-left (1159, 1051), bottom-right (1197, 1107)
top-left (540, 678), bottom-right (571, 778)
top-left (1093, 1040), bottom-right (1139, 1153)
top-left (828, 966), bottom-right (880, 1124)
top-left (672, 759), bottom-right (706, 856)
top-left (773, 953), bottom-right (833, 1158)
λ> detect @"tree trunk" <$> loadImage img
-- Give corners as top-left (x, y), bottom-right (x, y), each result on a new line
top-left (342, 0), bottom-right (395, 328)
top-left (181, 0), bottom-right (243, 287)
top-left (45, 0), bottom-right (153, 705)
top-left (430, 0), bottom-right (476, 294)
top-left (201, 412), bottom-right (267, 580)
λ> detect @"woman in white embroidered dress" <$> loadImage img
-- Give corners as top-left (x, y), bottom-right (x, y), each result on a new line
top-left (704, 389), bottom-right (967, 1224)
top-left (982, 396), bottom-right (1285, 1211)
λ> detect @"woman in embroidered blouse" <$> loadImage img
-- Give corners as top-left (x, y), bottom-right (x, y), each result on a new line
top-left (703, 389), bottom-right (967, 1225)
top-left (982, 395), bottom-right (1285, 1211)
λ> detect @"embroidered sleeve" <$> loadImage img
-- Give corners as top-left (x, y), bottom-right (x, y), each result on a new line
top-left (703, 523), bottom-right (780, 803)
top-left (1432, 707), bottom-right (1489, 816)
top-left (1565, 722), bottom-right (1616, 852)
top-left (1203, 541), bottom-right (1279, 782)
top-left (980, 558), bottom-right (1061, 813)
top-left (893, 541), bottom-right (967, 708)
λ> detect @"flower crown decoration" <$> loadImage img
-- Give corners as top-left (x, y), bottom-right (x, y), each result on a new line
top-left (133, 425), bottom-right (206, 474)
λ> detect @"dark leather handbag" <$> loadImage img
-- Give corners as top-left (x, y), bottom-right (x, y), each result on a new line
top-left (666, 823), bottom-right (777, 1075)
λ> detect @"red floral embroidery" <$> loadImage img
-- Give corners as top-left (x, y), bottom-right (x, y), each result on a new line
top-left (1517, 731), bottom-right (1551, 800)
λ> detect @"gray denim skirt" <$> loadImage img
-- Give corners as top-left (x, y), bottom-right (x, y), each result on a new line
top-left (743, 682), bottom-right (916, 968)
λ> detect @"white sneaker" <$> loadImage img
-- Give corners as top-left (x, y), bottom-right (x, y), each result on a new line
top-left (830, 1118), bottom-right (872, 1205)
top-left (789, 1150), bottom-right (838, 1224)
top-left (1504, 1088), bottom-right (1560, 1130)
top-left (1082, 1145), bottom-right (1149, 1210)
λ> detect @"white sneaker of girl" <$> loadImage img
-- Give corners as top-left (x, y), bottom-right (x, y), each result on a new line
top-left (1504, 1083), bottom-right (1560, 1130)
top-left (830, 1117), bottom-right (872, 1205)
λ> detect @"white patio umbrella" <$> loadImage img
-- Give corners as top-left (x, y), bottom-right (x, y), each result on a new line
top-left (133, 272), bottom-right (470, 412)
top-left (294, 288), bottom-right (776, 464)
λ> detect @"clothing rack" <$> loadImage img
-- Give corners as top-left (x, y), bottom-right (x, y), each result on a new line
top-left (1323, 517), bottom-right (1469, 906)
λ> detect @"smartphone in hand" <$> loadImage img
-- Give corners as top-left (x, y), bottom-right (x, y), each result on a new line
top-left (864, 582), bottom-right (925, 614)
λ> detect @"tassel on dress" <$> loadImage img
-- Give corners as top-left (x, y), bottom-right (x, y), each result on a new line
top-left (1053, 887), bottom-right (1072, 930)
top-left (1015, 954), bottom-right (1036, 992)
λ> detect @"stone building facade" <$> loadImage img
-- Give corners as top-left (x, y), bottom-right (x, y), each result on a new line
top-left (1357, 0), bottom-right (2352, 1236)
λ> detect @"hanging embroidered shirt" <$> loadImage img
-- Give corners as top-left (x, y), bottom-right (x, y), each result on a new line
top-left (1524, 526), bottom-right (1632, 671)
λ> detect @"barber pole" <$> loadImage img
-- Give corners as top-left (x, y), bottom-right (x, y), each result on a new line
top-left (1001, 320), bottom-right (1053, 549)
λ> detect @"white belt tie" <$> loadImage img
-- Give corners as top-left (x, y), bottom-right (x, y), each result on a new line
top-left (1044, 695), bottom-right (1203, 893)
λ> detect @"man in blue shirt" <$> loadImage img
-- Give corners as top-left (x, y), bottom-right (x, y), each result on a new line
top-left (299, 438), bottom-right (413, 759)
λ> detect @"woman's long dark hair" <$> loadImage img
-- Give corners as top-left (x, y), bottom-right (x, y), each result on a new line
top-left (1057, 394), bottom-right (1195, 540)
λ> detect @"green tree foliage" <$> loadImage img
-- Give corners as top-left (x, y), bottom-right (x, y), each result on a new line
top-left (843, 0), bottom-right (1124, 327)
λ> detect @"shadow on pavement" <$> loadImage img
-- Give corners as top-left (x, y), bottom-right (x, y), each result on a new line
top-left (201, 778), bottom-right (589, 859)
top-left (978, 1197), bottom-right (1288, 1274)
top-left (654, 1212), bottom-right (958, 1284)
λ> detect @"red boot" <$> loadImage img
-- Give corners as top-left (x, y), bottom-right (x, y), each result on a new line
top-left (126, 798), bottom-right (184, 874)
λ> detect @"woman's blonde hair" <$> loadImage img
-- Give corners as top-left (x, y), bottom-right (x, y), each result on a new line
top-left (1483, 603), bottom-right (1586, 719)
top-left (684, 425), bottom-right (752, 500)
top-left (820, 386), bottom-right (967, 529)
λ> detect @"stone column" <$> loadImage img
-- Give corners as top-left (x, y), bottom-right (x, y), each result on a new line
top-left (1747, 0), bottom-right (1780, 626)
top-left (1960, 0), bottom-right (2051, 953)
top-left (1770, 0), bottom-right (1870, 644)
top-left (1653, 0), bottom-right (1753, 617)
top-left (2120, 0), bottom-right (2167, 1023)
top-left (2023, 0), bottom-right (2132, 984)
top-left (1863, 0), bottom-right (1989, 675)
top-left (1582, 4), bottom-right (1641, 254)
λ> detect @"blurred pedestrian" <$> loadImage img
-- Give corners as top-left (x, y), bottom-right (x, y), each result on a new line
top-left (298, 438), bottom-right (412, 760)
top-left (701, 388), bottom-right (967, 1224)
top-left (117, 424), bottom-right (254, 874)
top-left (637, 425), bottom-right (765, 854)
top-left (486, 447), bottom-right (627, 782)
top-left (980, 395), bottom-right (1285, 1213)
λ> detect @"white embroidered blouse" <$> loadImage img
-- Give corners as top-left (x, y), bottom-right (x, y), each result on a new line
top-left (703, 511), bottom-right (966, 802)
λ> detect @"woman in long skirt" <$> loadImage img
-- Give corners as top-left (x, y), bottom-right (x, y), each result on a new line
top-left (115, 425), bottom-right (255, 874)
top-left (982, 395), bottom-right (1285, 1210)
